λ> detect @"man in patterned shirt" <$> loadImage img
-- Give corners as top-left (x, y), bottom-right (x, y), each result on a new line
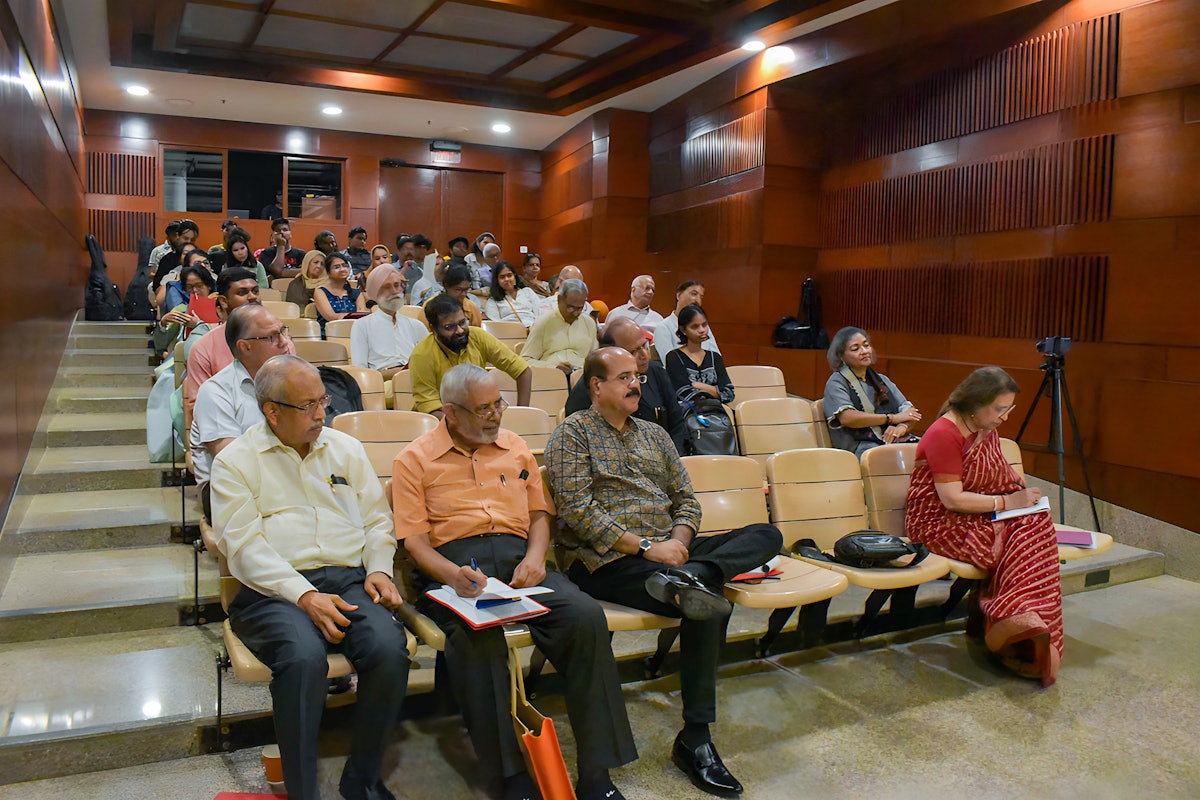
top-left (545, 347), bottom-right (782, 798)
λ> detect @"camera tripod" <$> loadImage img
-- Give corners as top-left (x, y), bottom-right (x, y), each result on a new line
top-left (1014, 353), bottom-right (1101, 531)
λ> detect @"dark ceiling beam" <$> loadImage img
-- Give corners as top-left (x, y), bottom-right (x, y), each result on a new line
top-left (459, 0), bottom-right (699, 34)
top-left (242, 0), bottom-right (277, 48)
top-left (151, 0), bottom-right (185, 52)
top-left (106, 0), bottom-right (134, 63)
top-left (488, 23), bottom-right (586, 80)
top-left (372, 0), bottom-right (446, 63)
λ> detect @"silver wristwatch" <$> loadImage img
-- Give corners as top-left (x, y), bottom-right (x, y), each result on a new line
top-left (637, 537), bottom-right (653, 557)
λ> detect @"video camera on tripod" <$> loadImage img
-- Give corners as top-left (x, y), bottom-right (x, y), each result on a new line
top-left (1036, 336), bottom-right (1071, 364)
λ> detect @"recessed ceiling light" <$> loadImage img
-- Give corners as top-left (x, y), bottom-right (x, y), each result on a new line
top-left (764, 45), bottom-right (796, 64)
top-left (321, 105), bottom-right (343, 116)
top-left (741, 39), bottom-right (766, 52)
top-left (125, 85), bottom-right (149, 96)
top-left (491, 122), bottom-right (511, 134)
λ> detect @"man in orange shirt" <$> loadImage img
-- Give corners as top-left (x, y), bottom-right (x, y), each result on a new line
top-left (392, 364), bottom-right (635, 800)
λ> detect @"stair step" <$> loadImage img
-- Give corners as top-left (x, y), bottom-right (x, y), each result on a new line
top-left (2, 487), bottom-right (198, 554)
top-left (44, 412), bottom-right (146, 447)
top-left (69, 334), bottom-right (153, 351)
top-left (53, 387), bottom-right (150, 414)
top-left (55, 367), bottom-right (156, 389)
top-left (72, 321), bottom-right (155, 335)
top-left (19, 446), bottom-right (163, 493)
top-left (0, 546), bottom-right (219, 643)
top-left (60, 350), bottom-right (157, 368)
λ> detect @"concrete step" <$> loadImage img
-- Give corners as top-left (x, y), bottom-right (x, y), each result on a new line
top-left (44, 412), bottom-right (146, 447)
top-left (0, 546), bottom-right (219, 643)
top-left (19, 446), bottom-right (163, 494)
top-left (1, 486), bottom-right (198, 554)
top-left (60, 350), bottom-right (156, 369)
top-left (55, 367), bottom-right (156, 389)
top-left (53, 387), bottom-right (150, 415)
top-left (72, 321), bottom-right (155, 336)
top-left (69, 334), bottom-right (153, 351)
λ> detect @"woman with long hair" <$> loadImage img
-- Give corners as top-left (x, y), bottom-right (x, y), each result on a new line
top-left (663, 304), bottom-right (734, 404)
top-left (483, 261), bottom-right (540, 327)
top-left (224, 228), bottom-right (269, 288)
top-left (822, 326), bottom-right (922, 456)
top-left (313, 251), bottom-right (365, 336)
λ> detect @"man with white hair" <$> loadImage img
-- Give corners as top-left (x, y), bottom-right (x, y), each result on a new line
top-left (535, 264), bottom-right (595, 320)
top-left (350, 265), bottom-right (428, 373)
top-left (521, 278), bottom-right (598, 375)
top-left (605, 274), bottom-right (663, 333)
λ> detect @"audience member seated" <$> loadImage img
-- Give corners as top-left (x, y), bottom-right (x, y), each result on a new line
top-left (465, 232), bottom-right (495, 291)
top-left (152, 218), bottom-right (199, 297)
top-left (445, 235), bottom-right (470, 268)
top-left (314, 252), bottom-right (365, 337)
top-left (564, 317), bottom-right (686, 454)
top-left (286, 250), bottom-right (327, 309)
top-left (211, 354), bottom-right (409, 800)
top-left (477, 241), bottom-right (502, 290)
top-left (408, 295), bottom-right (530, 417)
top-left (393, 364), bottom-right (637, 800)
top-left (191, 305), bottom-right (290, 521)
top-left (606, 275), bottom-right (664, 333)
top-left (535, 265), bottom-right (595, 321)
top-left (259, 217), bottom-right (307, 279)
top-left (350, 265), bottom-right (427, 374)
top-left (224, 228), bottom-right (269, 287)
top-left (394, 236), bottom-right (421, 286)
top-left (663, 304), bottom-right (735, 405)
top-left (369, 244), bottom-right (392, 272)
top-left (823, 326), bottom-right (922, 457)
top-left (313, 230), bottom-right (338, 256)
top-left (484, 261), bottom-right (540, 328)
top-left (521, 278), bottom-right (597, 376)
top-left (158, 264), bottom-right (217, 340)
top-left (409, 258), bottom-right (448, 307)
top-left (422, 264), bottom-right (482, 327)
top-left (260, 189), bottom-right (283, 221)
top-left (905, 366), bottom-right (1061, 686)
top-left (520, 253), bottom-right (552, 298)
top-left (545, 347), bottom-right (783, 799)
top-left (149, 220), bottom-right (180, 269)
top-left (341, 226), bottom-right (372, 277)
top-left (654, 280), bottom-right (720, 358)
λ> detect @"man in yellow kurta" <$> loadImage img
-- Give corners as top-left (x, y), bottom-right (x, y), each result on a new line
top-left (521, 278), bottom-right (597, 375)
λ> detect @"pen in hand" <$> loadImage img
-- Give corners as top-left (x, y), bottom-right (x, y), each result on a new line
top-left (470, 557), bottom-right (481, 588)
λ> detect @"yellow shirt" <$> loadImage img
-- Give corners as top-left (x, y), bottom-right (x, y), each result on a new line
top-left (407, 327), bottom-right (529, 413)
top-left (521, 309), bottom-right (597, 370)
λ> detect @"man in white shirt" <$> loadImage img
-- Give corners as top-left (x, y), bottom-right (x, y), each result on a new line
top-left (351, 265), bottom-right (427, 373)
top-left (522, 279), bottom-right (598, 375)
top-left (190, 304), bottom-right (290, 521)
top-left (211, 354), bottom-right (409, 800)
top-left (654, 279), bottom-right (721, 358)
top-left (605, 275), bottom-right (664, 333)
top-left (535, 265), bottom-right (595, 321)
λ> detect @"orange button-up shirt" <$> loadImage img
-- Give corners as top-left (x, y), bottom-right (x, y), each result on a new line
top-left (392, 421), bottom-right (548, 548)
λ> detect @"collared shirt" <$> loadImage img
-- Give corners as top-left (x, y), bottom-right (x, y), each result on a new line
top-left (408, 328), bottom-right (529, 414)
top-left (606, 302), bottom-right (664, 333)
top-left (392, 422), bottom-right (547, 548)
top-left (149, 240), bottom-right (173, 268)
top-left (654, 313), bottom-right (721, 357)
top-left (521, 308), bottom-right (597, 370)
top-left (184, 323), bottom-right (295, 422)
top-left (350, 308), bottom-right (428, 369)
top-left (544, 408), bottom-right (700, 572)
top-left (190, 360), bottom-right (264, 485)
top-left (210, 423), bottom-right (395, 604)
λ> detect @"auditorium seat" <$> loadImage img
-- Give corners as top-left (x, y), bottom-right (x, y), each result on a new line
top-left (257, 288), bottom-right (283, 301)
top-left (481, 319), bottom-right (527, 351)
top-left (500, 405), bottom-right (554, 463)
top-left (332, 410), bottom-right (439, 480)
top-left (733, 397), bottom-right (822, 468)
top-left (388, 369), bottom-right (414, 411)
top-left (811, 398), bottom-right (832, 448)
top-left (261, 300), bottom-right (300, 319)
top-left (293, 339), bottom-right (348, 367)
top-left (725, 365), bottom-right (786, 406)
top-left (493, 366), bottom-right (569, 418)
top-left (303, 303), bottom-right (318, 320)
top-left (399, 305), bottom-right (426, 324)
top-left (324, 318), bottom-right (355, 355)
top-left (287, 318), bottom-right (322, 341)
top-left (332, 365), bottom-right (386, 411)
top-left (269, 277), bottom-right (293, 293)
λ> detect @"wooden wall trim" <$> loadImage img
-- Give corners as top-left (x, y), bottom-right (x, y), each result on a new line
top-left (87, 151), bottom-right (157, 196)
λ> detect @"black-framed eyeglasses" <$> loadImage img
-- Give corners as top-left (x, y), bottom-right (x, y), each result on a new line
top-left (450, 397), bottom-right (508, 420)
top-left (270, 394), bottom-right (331, 415)
top-left (438, 318), bottom-right (470, 334)
top-left (240, 326), bottom-right (291, 346)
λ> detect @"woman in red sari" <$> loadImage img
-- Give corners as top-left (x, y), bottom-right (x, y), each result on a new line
top-left (905, 366), bottom-right (1062, 686)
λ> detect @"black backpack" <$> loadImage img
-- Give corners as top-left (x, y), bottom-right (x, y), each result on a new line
top-left (792, 532), bottom-right (930, 569)
top-left (124, 236), bottom-right (156, 321)
top-left (676, 386), bottom-right (737, 456)
top-left (318, 366), bottom-right (363, 426)
top-left (774, 278), bottom-right (829, 349)
top-left (84, 235), bottom-right (124, 321)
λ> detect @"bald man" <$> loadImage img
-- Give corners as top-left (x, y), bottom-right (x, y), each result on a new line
top-left (535, 264), bottom-right (595, 321)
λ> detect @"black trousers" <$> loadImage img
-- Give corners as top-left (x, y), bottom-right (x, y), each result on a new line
top-left (230, 566), bottom-right (411, 800)
top-left (417, 534), bottom-right (637, 792)
top-left (568, 524), bottom-right (783, 725)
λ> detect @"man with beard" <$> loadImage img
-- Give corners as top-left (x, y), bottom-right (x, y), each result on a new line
top-left (545, 347), bottom-right (782, 799)
top-left (350, 265), bottom-right (428, 374)
top-left (408, 294), bottom-right (531, 417)
top-left (392, 364), bottom-right (637, 800)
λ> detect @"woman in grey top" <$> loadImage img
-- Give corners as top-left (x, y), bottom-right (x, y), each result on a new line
top-left (823, 326), bottom-right (922, 456)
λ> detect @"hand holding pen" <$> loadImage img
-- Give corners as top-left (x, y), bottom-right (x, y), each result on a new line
top-left (451, 556), bottom-right (488, 599)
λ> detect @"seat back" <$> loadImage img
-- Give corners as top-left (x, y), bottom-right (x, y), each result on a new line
top-left (494, 366), bottom-right (569, 418)
top-left (999, 437), bottom-right (1025, 479)
top-left (859, 443), bottom-right (920, 537)
top-left (270, 277), bottom-right (294, 293)
top-left (288, 317), bottom-right (322, 341)
top-left (811, 398), bottom-right (832, 448)
top-left (257, 287), bottom-right (283, 301)
top-left (293, 339), bottom-right (349, 367)
top-left (501, 405), bottom-right (554, 457)
top-left (400, 305), bottom-right (427, 325)
top-left (325, 318), bottom-right (355, 356)
top-left (681, 455), bottom-right (769, 534)
top-left (302, 303), bottom-right (318, 319)
top-left (261, 300), bottom-right (300, 319)
top-left (332, 410), bottom-right (439, 479)
top-left (332, 365), bottom-right (386, 411)
top-left (766, 448), bottom-right (869, 550)
top-left (481, 319), bottom-right (527, 350)
top-left (726, 365), bottom-right (786, 406)
top-left (390, 369), bottom-right (414, 411)
top-left (734, 397), bottom-right (821, 468)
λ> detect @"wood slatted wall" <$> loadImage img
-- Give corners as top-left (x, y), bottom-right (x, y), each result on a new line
top-left (650, 109), bottom-right (765, 196)
top-left (86, 152), bottom-right (156, 196)
top-left (86, 210), bottom-right (155, 253)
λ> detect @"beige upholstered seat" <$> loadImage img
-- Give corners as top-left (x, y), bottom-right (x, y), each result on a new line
top-left (500, 405), bottom-right (554, 462)
top-left (269, 277), bottom-right (293, 293)
top-left (481, 319), bottom-right (527, 351)
top-left (324, 318), bottom-right (355, 355)
top-left (257, 287), bottom-right (282, 301)
top-left (860, 443), bottom-right (920, 539)
top-left (331, 365), bottom-right (386, 411)
top-left (287, 318), bottom-right (322, 341)
top-left (293, 339), bottom-right (348, 367)
top-left (725, 365), bottom-right (786, 406)
top-left (332, 410), bottom-right (439, 480)
top-left (261, 300), bottom-right (300, 319)
top-left (493, 366), bottom-right (569, 418)
top-left (734, 397), bottom-right (822, 468)
top-left (388, 369), bottom-right (414, 411)
top-left (399, 305), bottom-right (426, 324)
top-left (810, 398), bottom-right (832, 448)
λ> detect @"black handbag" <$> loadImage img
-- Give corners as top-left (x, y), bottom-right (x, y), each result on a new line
top-left (792, 531), bottom-right (930, 569)
top-left (676, 387), bottom-right (737, 456)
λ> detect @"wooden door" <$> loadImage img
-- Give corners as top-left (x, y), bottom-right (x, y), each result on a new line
top-left (378, 165), bottom-right (504, 255)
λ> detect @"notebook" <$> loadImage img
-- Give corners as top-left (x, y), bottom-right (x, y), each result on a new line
top-left (992, 495), bottom-right (1051, 522)
top-left (1056, 527), bottom-right (1098, 548)
top-left (425, 578), bottom-right (552, 629)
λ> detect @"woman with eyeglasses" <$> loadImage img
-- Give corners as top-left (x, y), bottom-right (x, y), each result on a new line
top-left (521, 253), bottom-right (552, 298)
top-left (663, 304), bottom-right (735, 404)
top-left (313, 251), bottom-right (365, 337)
top-left (286, 250), bottom-right (327, 309)
top-left (823, 326), bottom-right (922, 457)
top-left (159, 265), bottom-right (216, 338)
top-left (905, 366), bottom-right (1061, 687)
top-left (484, 261), bottom-right (540, 328)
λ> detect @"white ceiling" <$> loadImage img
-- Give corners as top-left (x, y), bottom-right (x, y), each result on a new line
top-left (55, 0), bottom-right (896, 152)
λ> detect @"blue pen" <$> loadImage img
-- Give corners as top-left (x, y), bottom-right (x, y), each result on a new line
top-left (470, 557), bottom-right (481, 588)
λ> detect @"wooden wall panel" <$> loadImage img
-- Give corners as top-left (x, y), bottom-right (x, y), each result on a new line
top-left (87, 152), bottom-right (156, 196)
top-left (1118, 0), bottom-right (1200, 96)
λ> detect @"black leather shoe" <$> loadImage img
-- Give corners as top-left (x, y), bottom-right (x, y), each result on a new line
top-left (671, 733), bottom-right (743, 797)
top-left (338, 763), bottom-right (397, 800)
top-left (646, 569), bottom-right (732, 620)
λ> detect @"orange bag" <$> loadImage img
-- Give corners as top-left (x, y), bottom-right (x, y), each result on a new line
top-left (509, 647), bottom-right (576, 800)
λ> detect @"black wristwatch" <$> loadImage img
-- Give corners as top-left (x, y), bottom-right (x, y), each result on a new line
top-left (637, 537), bottom-right (653, 557)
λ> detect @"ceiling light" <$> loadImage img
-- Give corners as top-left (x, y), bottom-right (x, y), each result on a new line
top-left (764, 45), bottom-right (796, 64)
top-left (491, 122), bottom-right (511, 134)
top-left (125, 85), bottom-right (149, 96)
top-left (741, 39), bottom-right (766, 52)
top-left (321, 104), bottom-right (342, 116)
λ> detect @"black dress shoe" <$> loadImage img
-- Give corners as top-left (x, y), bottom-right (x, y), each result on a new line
top-left (338, 763), bottom-right (397, 800)
top-left (645, 569), bottom-right (732, 620)
top-left (671, 733), bottom-right (743, 797)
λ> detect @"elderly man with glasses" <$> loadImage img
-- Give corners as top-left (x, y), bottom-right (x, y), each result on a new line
top-left (392, 364), bottom-right (637, 800)
top-left (210, 353), bottom-right (410, 800)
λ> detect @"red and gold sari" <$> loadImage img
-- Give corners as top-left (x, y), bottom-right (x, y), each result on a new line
top-left (906, 417), bottom-right (1062, 686)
